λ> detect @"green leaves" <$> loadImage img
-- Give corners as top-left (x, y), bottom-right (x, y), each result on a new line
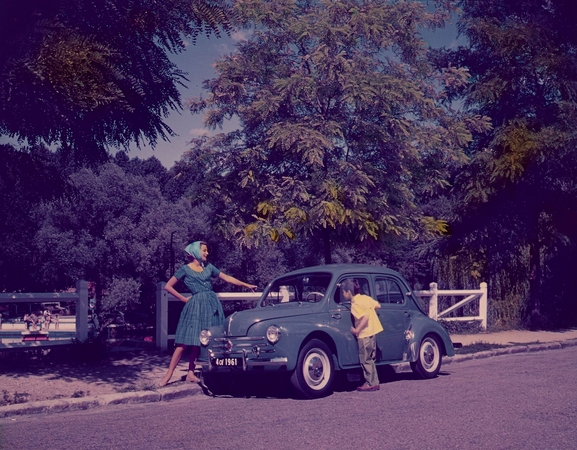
top-left (437, 0), bottom-right (577, 325)
top-left (488, 121), bottom-right (537, 183)
top-left (0, 0), bottom-right (234, 162)
top-left (190, 0), bottom-right (478, 259)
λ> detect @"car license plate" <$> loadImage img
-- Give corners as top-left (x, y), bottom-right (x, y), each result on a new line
top-left (212, 357), bottom-right (241, 367)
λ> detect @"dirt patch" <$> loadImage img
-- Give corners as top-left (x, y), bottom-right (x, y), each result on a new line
top-left (0, 346), bottom-right (188, 406)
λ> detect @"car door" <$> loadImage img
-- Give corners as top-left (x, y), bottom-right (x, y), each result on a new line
top-left (328, 275), bottom-right (372, 367)
top-left (374, 276), bottom-right (412, 363)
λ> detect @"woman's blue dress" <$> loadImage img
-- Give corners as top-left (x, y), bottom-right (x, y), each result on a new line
top-left (173, 263), bottom-right (224, 346)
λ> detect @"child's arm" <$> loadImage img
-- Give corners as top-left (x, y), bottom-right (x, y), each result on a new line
top-left (351, 314), bottom-right (369, 337)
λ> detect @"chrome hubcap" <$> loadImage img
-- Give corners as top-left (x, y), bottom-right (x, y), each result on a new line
top-left (421, 338), bottom-right (439, 371)
top-left (303, 350), bottom-right (330, 390)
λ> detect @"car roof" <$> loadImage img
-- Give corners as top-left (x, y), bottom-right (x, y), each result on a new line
top-left (276, 263), bottom-right (403, 279)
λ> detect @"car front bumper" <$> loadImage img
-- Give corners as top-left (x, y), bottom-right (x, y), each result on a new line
top-left (199, 335), bottom-right (291, 372)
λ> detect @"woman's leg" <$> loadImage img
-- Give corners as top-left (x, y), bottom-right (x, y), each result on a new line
top-left (186, 346), bottom-right (201, 382)
top-left (159, 344), bottom-right (186, 386)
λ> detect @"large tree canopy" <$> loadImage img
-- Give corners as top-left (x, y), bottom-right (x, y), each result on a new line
top-left (0, 0), bottom-right (234, 163)
top-left (434, 0), bottom-right (577, 326)
top-left (189, 0), bottom-right (489, 262)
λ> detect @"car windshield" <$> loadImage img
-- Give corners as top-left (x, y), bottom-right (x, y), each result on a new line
top-left (261, 273), bottom-right (332, 306)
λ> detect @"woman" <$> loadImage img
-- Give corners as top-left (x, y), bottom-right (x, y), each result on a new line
top-left (159, 241), bottom-right (257, 386)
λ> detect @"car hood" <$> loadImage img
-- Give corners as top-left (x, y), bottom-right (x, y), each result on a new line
top-left (226, 304), bottom-right (314, 336)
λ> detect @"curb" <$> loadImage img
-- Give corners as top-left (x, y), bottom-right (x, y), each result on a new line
top-left (442, 338), bottom-right (577, 366)
top-left (0, 382), bottom-right (202, 419)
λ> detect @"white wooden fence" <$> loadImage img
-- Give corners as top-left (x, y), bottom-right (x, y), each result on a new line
top-left (415, 282), bottom-right (488, 330)
top-left (155, 282), bottom-right (262, 350)
top-left (0, 280), bottom-right (487, 351)
top-left (0, 280), bottom-right (89, 342)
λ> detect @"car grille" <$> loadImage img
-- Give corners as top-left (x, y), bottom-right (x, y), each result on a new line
top-left (210, 336), bottom-right (276, 358)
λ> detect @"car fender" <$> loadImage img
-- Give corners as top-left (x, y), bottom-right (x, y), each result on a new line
top-left (408, 317), bottom-right (455, 361)
top-left (253, 316), bottom-right (356, 372)
top-left (257, 316), bottom-right (342, 372)
top-left (293, 327), bottom-right (357, 372)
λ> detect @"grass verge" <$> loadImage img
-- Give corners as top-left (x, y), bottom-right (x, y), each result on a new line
top-left (455, 342), bottom-right (508, 355)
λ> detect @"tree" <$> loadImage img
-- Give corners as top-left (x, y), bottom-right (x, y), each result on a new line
top-left (0, 144), bottom-right (69, 291)
top-left (435, 0), bottom-right (577, 327)
top-left (33, 162), bottom-right (206, 325)
top-left (0, 0), bottom-right (234, 163)
top-left (189, 0), bottom-right (489, 262)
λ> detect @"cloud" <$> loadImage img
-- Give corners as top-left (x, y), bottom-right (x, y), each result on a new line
top-left (189, 128), bottom-right (210, 136)
top-left (231, 29), bottom-right (252, 42)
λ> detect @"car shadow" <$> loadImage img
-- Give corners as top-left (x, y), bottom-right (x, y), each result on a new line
top-left (204, 372), bottom-right (294, 399)
top-left (204, 365), bottom-right (452, 399)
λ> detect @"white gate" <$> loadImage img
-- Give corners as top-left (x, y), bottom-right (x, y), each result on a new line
top-left (415, 282), bottom-right (488, 330)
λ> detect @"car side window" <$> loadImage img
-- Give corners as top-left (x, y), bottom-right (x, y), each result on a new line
top-left (334, 277), bottom-right (370, 303)
top-left (375, 278), bottom-right (405, 305)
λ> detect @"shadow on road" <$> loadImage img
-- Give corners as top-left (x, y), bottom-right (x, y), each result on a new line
top-left (200, 364), bottom-right (452, 400)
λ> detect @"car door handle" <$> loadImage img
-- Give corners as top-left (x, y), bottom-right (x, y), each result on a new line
top-left (332, 313), bottom-right (342, 319)
top-left (404, 311), bottom-right (411, 317)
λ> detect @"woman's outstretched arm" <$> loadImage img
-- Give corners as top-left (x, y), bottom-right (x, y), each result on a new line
top-left (219, 272), bottom-right (257, 291)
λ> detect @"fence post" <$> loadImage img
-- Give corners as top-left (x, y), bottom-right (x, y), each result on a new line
top-left (428, 282), bottom-right (438, 321)
top-left (479, 282), bottom-right (488, 330)
top-left (76, 280), bottom-right (88, 342)
top-left (156, 282), bottom-right (168, 350)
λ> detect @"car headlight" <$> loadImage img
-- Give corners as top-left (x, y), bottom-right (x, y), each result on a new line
top-left (199, 329), bottom-right (212, 346)
top-left (266, 325), bottom-right (281, 344)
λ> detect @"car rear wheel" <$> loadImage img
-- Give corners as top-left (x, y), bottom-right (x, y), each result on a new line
top-left (290, 339), bottom-right (334, 399)
top-left (410, 334), bottom-right (442, 379)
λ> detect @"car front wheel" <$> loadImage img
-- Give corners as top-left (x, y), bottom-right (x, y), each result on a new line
top-left (290, 339), bottom-right (334, 399)
top-left (410, 334), bottom-right (442, 379)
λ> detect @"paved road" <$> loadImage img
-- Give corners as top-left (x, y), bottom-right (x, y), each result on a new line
top-left (1, 346), bottom-right (576, 450)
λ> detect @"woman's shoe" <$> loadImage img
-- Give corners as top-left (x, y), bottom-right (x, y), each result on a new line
top-left (186, 371), bottom-right (201, 383)
top-left (158, 376), bottom-right (171, 387)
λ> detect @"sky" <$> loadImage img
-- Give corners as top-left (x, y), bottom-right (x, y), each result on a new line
top-left (129, 21), bottom-right (463, 169)
top-left (125, 32), bottom-right (245, 168)
top-left (0, 13), bottom-right (463, 169)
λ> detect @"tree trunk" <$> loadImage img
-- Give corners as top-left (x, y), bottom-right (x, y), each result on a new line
top-left (323, 229), bottom-right (332, 264)
top-left (528, 237), bottom-right (542, 318)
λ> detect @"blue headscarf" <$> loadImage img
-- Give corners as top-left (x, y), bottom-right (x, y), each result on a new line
top-left (185, 241), bottom-right (205, 261)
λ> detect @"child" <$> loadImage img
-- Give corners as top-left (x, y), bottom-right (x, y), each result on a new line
top-left (341, 278), bottom-right (383, 392)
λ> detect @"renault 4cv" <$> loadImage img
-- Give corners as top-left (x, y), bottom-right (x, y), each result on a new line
top-left (198, 264), bottom-right (455, 398)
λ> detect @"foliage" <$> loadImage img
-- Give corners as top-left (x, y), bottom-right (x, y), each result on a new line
top-left (0, 390), bottom-right (30, 406)
top-left (0, 0), bottom-right (234, 163)
top-left (0, 144), bottom-right (70, 291)
top-left (31, 162), bottom-right (205, 320)
top-left (99, 277), bottom-right (142, 325)
top-left (430, 0), bottom-right (577, 328)
top-left (438, 319), bottom-right (483, 335)
top-left (189, 0), bottom-right (490, 262)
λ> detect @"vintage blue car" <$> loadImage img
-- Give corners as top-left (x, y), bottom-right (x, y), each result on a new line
top-left (198, 264), bottom-right (455, 398)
